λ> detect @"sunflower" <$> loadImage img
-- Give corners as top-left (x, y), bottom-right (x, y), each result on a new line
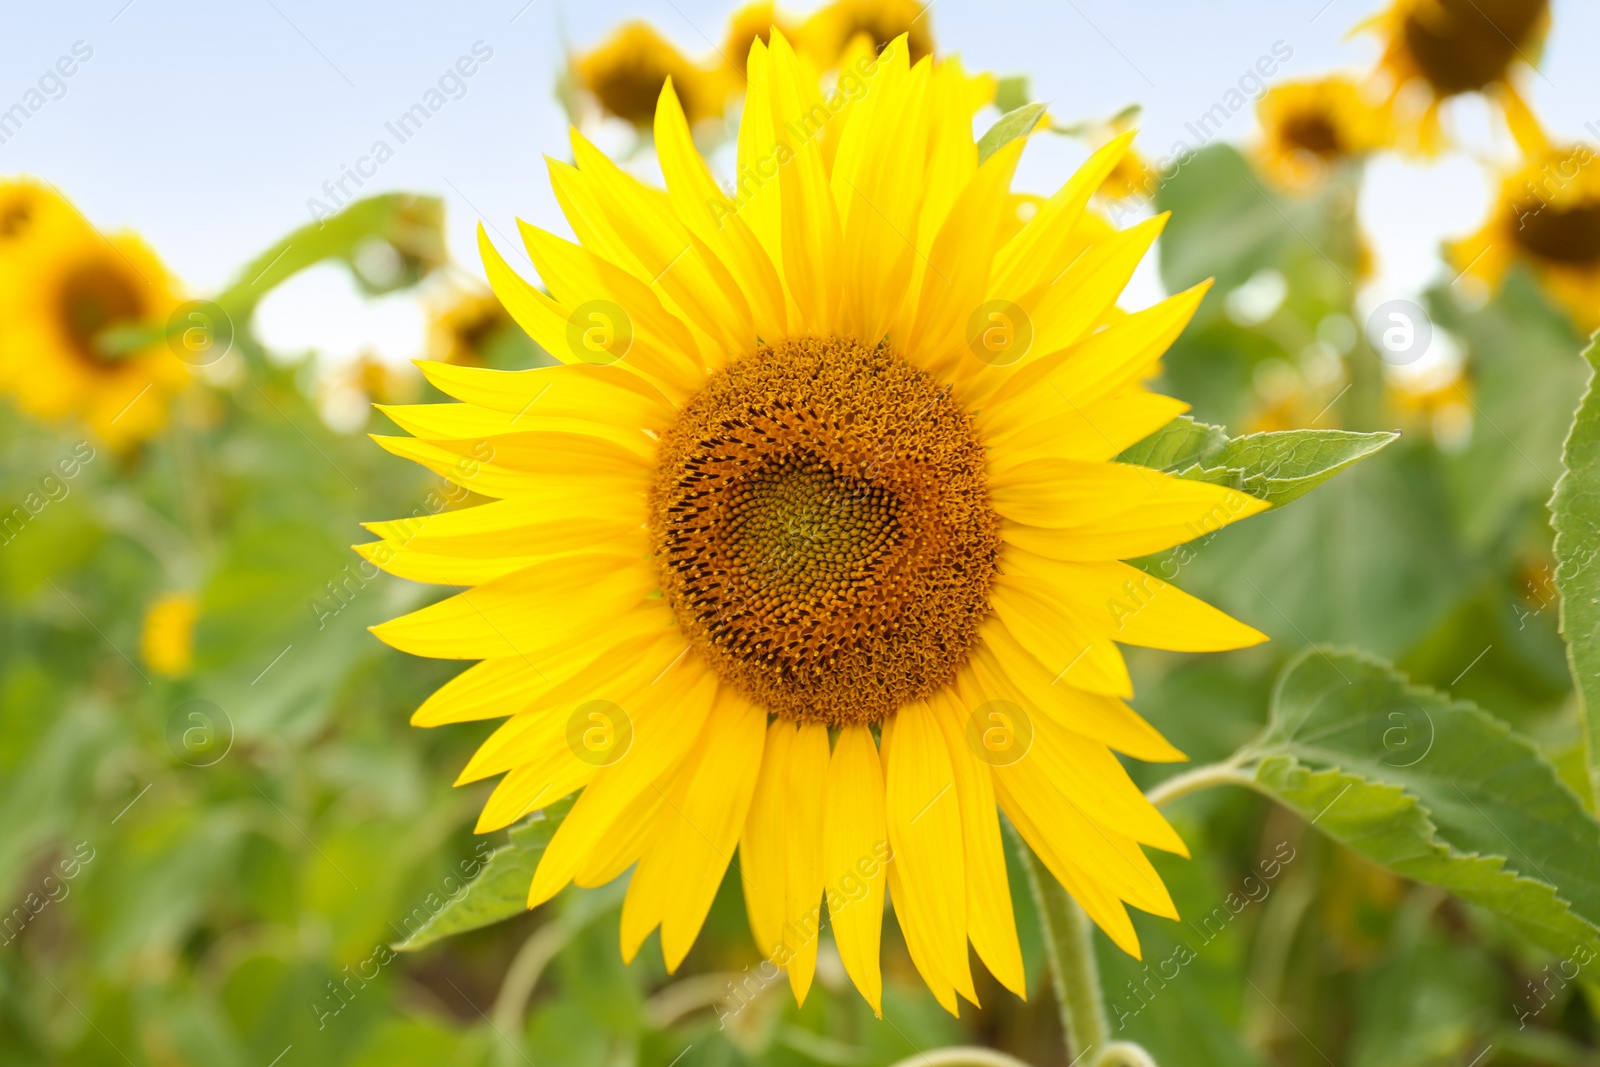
top-left (429, 288), bottom-right (517, 367)
top-left (0, 192), bottom-right (187, 447)
top-left (0, 179), bottom-right (84, 258)
top-left (1363, 0), bottom-right (1550, 153)
top-left (721, 2), bottom-right (797, 78)
top-left (141, 591), bottom-right (199, 678)
top-left (366, 31), bottom-right (1269, 1015)
top-left (1448, 97), bottom-right (1600, 333)
top-left (797, 0), bottom-right (934, 70)
top-left (570, 22), bottom-right (730, 130)
top-left (1255, 76), bottom-right (1392, 188)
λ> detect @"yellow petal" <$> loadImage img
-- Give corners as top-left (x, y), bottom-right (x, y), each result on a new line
top-left (475, 756), bottom-right (596, 833)
top-left (989, 131), bottom-right (1138, 298)
top-left (655, 79), bottom-right (787, 341)
top-left (369, 432), bottom-right (648, 501)
top-left (884, 701), bottom-right (976, 1011)
top-left (363, 494), bottom-right (643, 561)
top-left (528, 660), bottom-right (716, 907)
top-left (986, 283), bottom-right (1211, 413)
top-left (1020, 213), bottom-right (1169, 361)
top-left (741, 719), bottom-right (793, 964)
top-left (519, 221), bottom-right (708, 397)
top-left (781, 720), bottom-right (830, 1004)
top-left (370, 552), bottom-right (655, 661)
top-left (636, 687), bottom-right (768, 970)
top-left (986, 391), bottom-right (1191, 467)
top-left (928, 690), bottom-right (1026, 997)
top-left (988, 578), bottom-right (1133, 698)
top-left (456, 629), bottom-right (683, 783)
top-left (765, 29), bottom-right (842, 334)
top-left (575, 785), bottom-right (667, 889)
top-left (998, 481), bottom-right (1268, 562)
top-left (416, 360), bottom-right (676, 432)
top-left (822, 723), bottom-right (888, 1015)
top-left (995, 746), bottom-right (1177, 922)
top-left (966, 627), bottom-right (1186, 763)
top-left (900, 137), bottom-right (1027, 376)
top-left (1007, 551), bottom-right (1268, 653)
top-left (994, 774), bottom-right (1142, 958)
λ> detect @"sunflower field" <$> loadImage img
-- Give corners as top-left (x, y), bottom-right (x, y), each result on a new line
top-left (5, 2), bottom-right (1600, 1066)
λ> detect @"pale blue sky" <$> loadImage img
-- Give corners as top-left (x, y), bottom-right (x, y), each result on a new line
top-left (3, 0), bottom-right (1597, 358)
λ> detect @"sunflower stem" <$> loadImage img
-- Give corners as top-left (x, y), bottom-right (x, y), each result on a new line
top-left (1020, 844), bottom-right (1110, 1062)
top-left (1143, 759), bottom-right (1255, 808)
top-left (881, 1048), bottom-right (1039, 1067)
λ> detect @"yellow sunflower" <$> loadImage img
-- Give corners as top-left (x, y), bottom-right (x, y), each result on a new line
top-left (0, 179), bottom-right (84, 258)
top-left (1363, 0), bottom-right (1550, 153)
top-left (1255, 76), bottom-right (1393, 188)
top-left (1448, 97), bottom-right (1600, 333)
top-left (570, 22), bottom-right (730, 130)
top-left (721, 2), bottom-right (797, 78)
top-left (366, 31), bottom-right (1268, 1015)
top-left (797, 0), bottom-right (934, 70)
top-left (0, 189), bottom-right (187, 447)
top-left (141, 591), bottom-right (199, 678)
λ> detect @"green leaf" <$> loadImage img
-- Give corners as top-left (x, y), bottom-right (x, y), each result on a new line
top-left (1185, 429), bottom-right (1400, 507)
top-left (393, 797), bottom-right (573, 951)
top-left (1117, 415), bottom-right (1228, 472)
top-left (977, 103), bottom-right (1046, 166)
top-left (1121, 418), bottom-right (1398, 507)
top-left (1233, 648), bottom-right (1600, 961)
top-left (1551, 336), bottom-right (1600, 806)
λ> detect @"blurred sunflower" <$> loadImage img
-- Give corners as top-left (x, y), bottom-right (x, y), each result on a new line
top-left (1363, 0), bottom-right (1550, 153)
top-left (1448, 97), bottom-right (1600, 333)
top-left (429, 288), bottom-right (516, 367)
top-left (1255, 76), bottom-right (1393, 188)
top-left (0, 179), bottom-right (83, 257)
top-left (797, 0), bottom-right (934, 69)
top-left (141, 591), bottom-right (199, 678)
top-left (366, 31), bottom-right (1268, 1016)
top-left (570, 22), bottom-right (730, 129)
top-left (721, 2), bottom-right (796, 78)
top-left (0, 189), bottom-right (187, 447)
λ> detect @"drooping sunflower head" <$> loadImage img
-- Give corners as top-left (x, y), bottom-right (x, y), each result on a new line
top-left (797, 0), bottom-right (934, 69)
top-left (429, 288), bottom-right (518, 367)
top-left (1367, 0), bottom-right (1551, 152)
top-left (570, 21), bottom-right (730, 129)
top-left (368, 29), bottom-right (1268, 1016)
top-left (1449, 101), bottom-right (1600, 331)
top-left (0, 196), bottom-right (187, 447)
top-left (1256, 76), bottom-right (1393, 187)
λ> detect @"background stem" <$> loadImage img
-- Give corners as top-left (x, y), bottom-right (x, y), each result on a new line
top-left (1020, 843), bottom-right (1110, 1061)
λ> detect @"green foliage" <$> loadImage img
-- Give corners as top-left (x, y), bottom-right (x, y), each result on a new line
top-left (977, 103), bottom-right (1047, 165)
top-left (1123, 417), bottom-right (1398, 506)
top-left (1552, 338), bottom-right (1600, 804)
top-left (395, 798), bottom-right (573, 951)
top-left (1236, 649), bottom-right (1600, 963)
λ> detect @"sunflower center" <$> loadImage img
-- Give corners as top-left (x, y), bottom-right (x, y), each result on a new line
top-left (1281, 111), bottom-right (1344, 158)
top-left (649, 337), bottom-right (999, 724)
top-left (1401, 0), bottom-right (1546, 96)
top-left (1512, 199), bottom-right (1600, 266)
top-left (59, 260), bottom-right (146, 366)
